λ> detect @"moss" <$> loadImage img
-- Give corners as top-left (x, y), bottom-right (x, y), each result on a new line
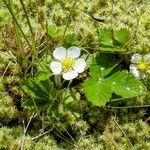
top-left (101, 120), bottom-right (150, 150)
top-left (0, 0), bottom-right (150, 149)
top-left (0, 127), bottom-right (60, 150)
top-left (0, 93), bottom-right (18, 123)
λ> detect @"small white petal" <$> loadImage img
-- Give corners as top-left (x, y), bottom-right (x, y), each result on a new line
top-left (130, 64), bottom-right (140, 78)
top-left (67, 46), bottom-right (81, 58)
top-left (129, 64), bottom-right (137, 71)
top-left (50, 61), bottom-right (62, 74)
top-left (62, 70), bottom-right (78, 80)
top-left (53, 47), bottom-right (66, 60)
top-left (129, 64), bottom-right (146, 79)
top-left (73, 58), bottom-right (86, 73)
top-left (144, 54), bottom-right (150, 64)
top-left (131, 53), bottom-right (142, 64)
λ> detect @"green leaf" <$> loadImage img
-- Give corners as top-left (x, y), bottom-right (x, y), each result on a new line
top-left (100, 28), bottom-right (114, 47)
top-left (99, 27), bottom-right (130, 52)
top-left (23, 98), bottom-right (50, 108)
top-left (35, 71), bottom-right (51, 82)
top-left (47, 25), bottom-right (57, 36)
top-left (83, 78), bottom-right (112, 106)
top-left (36, 61), bottom-right (52, 73)
top-left (40, 79), bottom-right (56, 98)
top-left (90, 54), bottom-right (120, 79)
top-left (106, 71), bottom-right (145, 98)
top-left (21, 78), bottom-right (49, 99)
top-left (114, 28), bottom-right (130, 45)
top-left (47, 25), bottom-right (62, 38)
top-left (63, 33), bottom-right (79, 48)
top-left (83, 56), bottom-right (145, 107)
top-left (22, 78), bottom-right (55, 109)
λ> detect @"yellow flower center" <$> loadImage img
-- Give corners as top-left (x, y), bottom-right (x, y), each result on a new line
top-left (61, 57), bottom-right (75, 71)
top-left (137, 61), bottom-right (148, 72)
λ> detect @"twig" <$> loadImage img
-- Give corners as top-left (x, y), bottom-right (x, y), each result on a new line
top-left (47, 116), bottom-right (73, 143)
top-left (31, 98), bottom-right (43, 121)
top-left (0, 93), bottom-right (7, 99)
top-left (2, 60), bottom-right (12, 78)
top-left (106, 105), bottom-right (150, 109)
top-left (19, 113), bottom-right (36, 150)
top-left (52, 112), bottom-right (78, 145)
top-left (32, 126), bottom-right (54, 140)
top-left (51, 130), bottom-right (79, 148)
top-left (113, 118), bottom-right (135, 150)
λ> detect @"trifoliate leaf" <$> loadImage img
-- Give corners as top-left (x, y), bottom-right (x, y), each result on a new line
top-left (114, 28), bottom-right (130, 45)
top-left (100, 28), bottom-right (114, 47)
top-left (106, 71), bottom-right (145, 98)
top-left (21, 78), bottom-right (49, 99)
top-left (90, 54), bottom-right (120, 79)
top-left (21, 75), bottom-right (56, 109)
top-left (99, 27), bottom-right (130, 52)
top-left (83, 78), bottom-right (112, 106)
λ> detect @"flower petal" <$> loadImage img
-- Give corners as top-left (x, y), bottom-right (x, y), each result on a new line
top-left (53, 47), bottom-right (66, 60)
top-left (73, 58), bottom-right (86, 73)
top-left (50, 61), bottom-right (62, 74)
top-left (62, 70), bottom-right (78, 80)
top-left (129, 64), bottom-right (146, 79)
top-left (131, 53), bottom-right (142, 64)
top-left (67, 46), bottom-right (81, 58)
top-left (144, 54), bottom-right (150, 64)
top-left (130, 64), bottom-right (140, 77)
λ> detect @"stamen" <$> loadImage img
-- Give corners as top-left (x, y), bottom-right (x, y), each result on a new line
top-left (61, 57), bottom-right (75, 71)
top-left (137, 61), bottom-right (148, 72)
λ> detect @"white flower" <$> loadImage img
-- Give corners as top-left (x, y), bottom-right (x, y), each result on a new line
top-left (129, 53), bottom-right (150, 79)
top-left (50, 46), bottom-right (86, 80)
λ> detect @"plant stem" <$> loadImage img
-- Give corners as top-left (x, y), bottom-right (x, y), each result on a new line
top-left (54, 75), bottom-right (61, 89)
top-left (53, 75), bottom-right (62, 109)
top-left (46, 21), bottom-right (50, 62)
top-left (19, 0), bottom-right (37, 76)
top-left (2, 0), bottom-right (31, 48)
top-left (19, 0), bottom-right (34, 37)
top-left (9, 1), bottom-right (24, 70)
top-left (62, 0), bottom-right (77, 43)
top-left (106, 105), bottom-right (150, 109)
